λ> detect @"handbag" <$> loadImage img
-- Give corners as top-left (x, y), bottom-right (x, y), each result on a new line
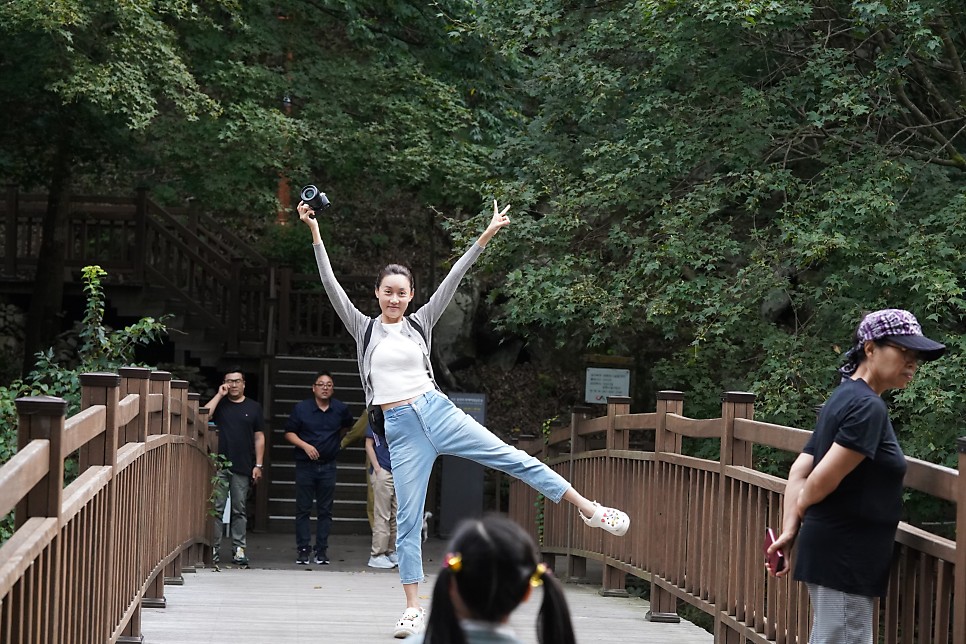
top-left (368, 404), bottom-right (386, 438)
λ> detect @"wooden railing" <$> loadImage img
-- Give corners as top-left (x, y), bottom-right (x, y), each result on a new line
top-left (0, 368), bottom-right (214, 643)
top-left (508, 392), bottom-right (966, 644)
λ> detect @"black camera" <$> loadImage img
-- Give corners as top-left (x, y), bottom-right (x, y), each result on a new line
top-left (300, 184), bottom-right (330, 218)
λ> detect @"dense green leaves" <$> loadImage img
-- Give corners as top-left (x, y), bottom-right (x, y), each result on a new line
top-left (466, 0), bottom-right (966, 465)
top-left (2, 0), bottom-right (965, 470)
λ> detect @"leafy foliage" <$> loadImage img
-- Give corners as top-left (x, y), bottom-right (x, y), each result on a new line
top-left (2, 0), bottom-right (965, 482)
top-left (466, 0), bottom-right (966, 469)
top-left (0, 266), bottom-right (168, 543)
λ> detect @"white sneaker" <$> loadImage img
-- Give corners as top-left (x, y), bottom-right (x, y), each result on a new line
top-left (232, 547), bottom-right (249, 565)
top-left (387, 552), bottom-right (398, 566)
top-left (393, 607), bottom-right (425, 639)
top-left (368, 554), bottom-right (395, 569)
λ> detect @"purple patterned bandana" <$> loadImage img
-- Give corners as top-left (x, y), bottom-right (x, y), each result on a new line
top-left (840, 308), bottom-right (946, 378)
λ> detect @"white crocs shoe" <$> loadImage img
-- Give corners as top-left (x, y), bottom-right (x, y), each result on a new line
top-left (393, 607), bottom-right (426, 639)
top-left (579, 502), bottom-right (630, 536)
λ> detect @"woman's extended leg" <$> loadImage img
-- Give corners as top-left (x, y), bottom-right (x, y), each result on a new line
top-left (420, 391), bottom-right (630, 535)
top-left (383, 401), bottom-right (437, 637)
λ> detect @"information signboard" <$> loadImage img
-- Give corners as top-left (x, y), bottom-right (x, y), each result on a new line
top-left (584, 367), bottom-right (631, 404)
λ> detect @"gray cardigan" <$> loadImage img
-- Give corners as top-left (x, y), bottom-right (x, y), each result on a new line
top-left (312, 240), bottom-right (485, 406)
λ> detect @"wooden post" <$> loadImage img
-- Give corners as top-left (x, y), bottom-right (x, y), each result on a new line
top-left (954, 437), bottom-right (966, 644)
top-left (149, 371), bottom-right (172, 436)
top-left (79, 372), bottom-right (121, 642)
top-left (79, 373), bottom-right (120, 470)
top-left (119, 367), bottom-right (151, 445)
top-left (187, 392), bottom-right (202, 444)
top-left (14, 396), bottom-right (67, 642)
top-left (600, 396), bottom-right (631, 596)
top-left (164, 380), bottom-right (190, 585)
top-left (565, 405), bottom-right (593, 582)
top-left (278, 266), bottom-right (292, 353)
top-left (646, 391), bottom-right (683, 623)
top-left (15, 396), bottom-right (67, 528)
top-left (116, 367), bottom-right (151, 642)
top-left (143, 371), bottom-right (171, 609)
top-left (134, 187), bottom-right (148, 283)
top-left (715, 391), bottom-right (756, 643)
top-left (228, 256), bottom-right (243, 352)
top-left (170, 380), bottom-right (189, 438)
top-left (4, 184), bottom-right (18, 275)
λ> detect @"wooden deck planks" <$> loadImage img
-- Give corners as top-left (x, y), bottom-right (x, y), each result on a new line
top-left (140, 567), bottom-right (714, 644)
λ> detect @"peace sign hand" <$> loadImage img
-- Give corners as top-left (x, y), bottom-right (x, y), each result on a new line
top-left (487, 199), bottom-right (511, 233)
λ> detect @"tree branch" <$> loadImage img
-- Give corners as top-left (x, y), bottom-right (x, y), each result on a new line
top-left (934, 19), bottom-right (966, 102)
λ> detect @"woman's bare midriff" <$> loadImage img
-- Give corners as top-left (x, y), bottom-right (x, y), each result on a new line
top-left (381, 396), bottom-right (418, 412)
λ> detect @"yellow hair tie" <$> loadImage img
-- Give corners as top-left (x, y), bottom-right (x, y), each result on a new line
top-left (445, 553), bottom-right (463, 572)
top-left (529, 562), bottom-right (547, 587)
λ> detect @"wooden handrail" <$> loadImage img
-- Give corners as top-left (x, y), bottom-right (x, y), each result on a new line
top-left (0, 369), bottom-right (213, 643)
top-left (508, 391), bottom-right (965, 643)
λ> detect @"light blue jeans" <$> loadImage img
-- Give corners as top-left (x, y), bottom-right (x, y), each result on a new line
top-left (384, 390), bottom-right (570, 584)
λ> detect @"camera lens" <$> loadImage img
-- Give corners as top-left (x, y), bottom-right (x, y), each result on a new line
top-left (299, 184), bottom-right (331, 218)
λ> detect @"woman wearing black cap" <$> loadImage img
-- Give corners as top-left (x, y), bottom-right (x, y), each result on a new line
top-left (766, 309), bottom-right (945, 644)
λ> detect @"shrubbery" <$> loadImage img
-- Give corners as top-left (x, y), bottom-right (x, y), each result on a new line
top-left (0, 266), bottom-right (168, 544)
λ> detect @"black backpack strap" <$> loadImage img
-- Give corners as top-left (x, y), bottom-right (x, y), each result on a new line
top-left (363, 317), bottom-right (376, 354)
top-left (407, 315), bottom-right (427, 344)
top-left (363, 315), bottom-right (426, 353)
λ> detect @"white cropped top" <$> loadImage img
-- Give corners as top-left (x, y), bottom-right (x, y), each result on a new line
top-left (369, 322), bottom-right (434, 405)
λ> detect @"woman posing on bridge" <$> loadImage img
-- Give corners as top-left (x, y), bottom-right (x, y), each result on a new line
top-left (298, 198), bottom-right (629, 639)
top-left (767, 308), bottom-right (945, 643)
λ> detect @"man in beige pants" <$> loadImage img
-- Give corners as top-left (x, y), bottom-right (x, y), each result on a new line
top-left (364, 423), bottom-right (397, 568)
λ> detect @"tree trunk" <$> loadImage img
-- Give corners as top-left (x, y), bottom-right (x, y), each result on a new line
top-left (21, 140), bottom-right (73, 376)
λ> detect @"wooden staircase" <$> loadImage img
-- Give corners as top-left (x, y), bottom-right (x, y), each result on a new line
top-left (1, 187), bottom-right (389, 537)
top-left (266, 355), bottom-right (370, 535)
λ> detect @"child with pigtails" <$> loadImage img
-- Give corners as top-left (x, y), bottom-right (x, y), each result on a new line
top-left (407, 514), bottom-right (576, 644)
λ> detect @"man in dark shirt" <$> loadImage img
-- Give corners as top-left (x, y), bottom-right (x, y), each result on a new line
top-left (205, 368), bottom-right (265, 567)
top-left (284, 371), bottom-right (354, 564)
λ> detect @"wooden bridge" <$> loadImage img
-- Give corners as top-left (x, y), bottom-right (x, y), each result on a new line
top-left (0, 370), bottom-right (962, 642)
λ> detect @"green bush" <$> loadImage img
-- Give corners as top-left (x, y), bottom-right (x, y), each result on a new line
top-left (0, 266), bottom-right (168, 545)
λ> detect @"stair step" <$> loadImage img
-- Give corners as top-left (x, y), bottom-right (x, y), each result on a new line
top-left (266, 354), bottom-right (370, 534)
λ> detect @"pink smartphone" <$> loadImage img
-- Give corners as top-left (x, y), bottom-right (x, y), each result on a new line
top-left (764, 528), bottom-right (786, 574)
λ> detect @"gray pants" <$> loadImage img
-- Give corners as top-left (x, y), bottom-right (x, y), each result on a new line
top-left (807, 583), bottom-right (874, 644)
top-left (212, 471), bottom-right (251, 552)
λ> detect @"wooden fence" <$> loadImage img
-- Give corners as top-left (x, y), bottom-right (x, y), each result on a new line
top-left (0, 368), bottom-right (213, 643)
top-left (508, 391), bottom-right (966, 643)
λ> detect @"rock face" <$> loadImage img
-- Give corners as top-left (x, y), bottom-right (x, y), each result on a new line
top-left (433, 282), bottom-right (480, 368)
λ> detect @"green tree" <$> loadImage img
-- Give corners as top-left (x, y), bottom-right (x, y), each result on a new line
top-left (0, 2), bottom-right (519, 375)
top-left (0, 0), bottom-right (234, 373)
top-left (469, 1), bottom-right (966, 462)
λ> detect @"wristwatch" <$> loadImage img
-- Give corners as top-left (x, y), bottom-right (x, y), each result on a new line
top-left (255, 464), bottom-right (264, 469)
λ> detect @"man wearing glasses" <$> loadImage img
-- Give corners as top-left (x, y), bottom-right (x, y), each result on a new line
top-left (205, 368), bottom-right (265, 567)
top-left (284, 371), bottom-right (355, 565)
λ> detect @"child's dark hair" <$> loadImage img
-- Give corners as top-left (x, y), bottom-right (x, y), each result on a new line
top-left (423, 514), bottom-right (576, 644)
top-left (375, 263), bottom-right (413, 290)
